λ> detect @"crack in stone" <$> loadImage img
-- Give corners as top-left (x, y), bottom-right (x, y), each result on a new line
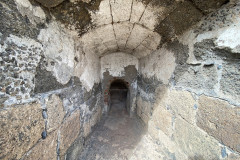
top-left (109, 0), bottom-right (119, 51)
top-left (131, 34), bottom-right (152, 55)
top-left (124, 0), bottom-right (153, 51)
top-left (128, 0), bottom-right (134, 21)
top-left (123, 23), bottom-right (135, 50)
top-left (138, 0), bottom-right (154, 23)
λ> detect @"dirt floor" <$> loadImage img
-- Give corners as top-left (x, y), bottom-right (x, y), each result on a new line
top-left (77, 96), bottom-right (170, 160)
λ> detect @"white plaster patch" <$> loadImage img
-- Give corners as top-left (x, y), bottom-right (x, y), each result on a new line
top-left (80, 52), bottom-right (101, 92)
top-left (90, 0), bottom-right (112, 26)
top-left (110, 0), bottom-right (132, 22)
top-left (139, 48), bottom-right (176, 84)
top-left (100, 52), bottom-right (138, 78)
top-left (38, 22), bottom-right (78, 84)
top-left (215, 21), bottom-right (240, 53)
top-left (14, 0), bottom-right (46, 25)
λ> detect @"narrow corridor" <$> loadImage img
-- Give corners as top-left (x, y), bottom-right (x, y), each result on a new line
top-left (77, 98), bottom-right (146, 160)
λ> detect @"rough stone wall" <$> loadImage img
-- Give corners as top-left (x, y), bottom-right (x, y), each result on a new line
top-left (137, 2), bottom-right (240, 159)
top-left (100, 52), bottom-right (138, 116)
top-left (0, 0), bottom-right (102, 159)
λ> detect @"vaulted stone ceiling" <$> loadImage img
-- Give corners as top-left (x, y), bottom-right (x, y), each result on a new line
top-left (35, 0), bottom-right (228, 58)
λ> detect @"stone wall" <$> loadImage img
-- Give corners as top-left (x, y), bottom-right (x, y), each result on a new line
top-left (100, 52), bottom-right (138, 116)
top-left (0, 0), bottom-right (103, 159)
top-left (137, 2), bottom-right (240, 159)
top-left (1, 0), bottom-right (240, 159)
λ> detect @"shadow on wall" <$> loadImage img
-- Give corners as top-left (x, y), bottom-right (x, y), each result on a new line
top-left (107, 79), bottom-right (130, 115)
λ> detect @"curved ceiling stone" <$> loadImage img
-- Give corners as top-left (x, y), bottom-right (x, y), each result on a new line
top-left (45, 0), bottom-right (228, 58)
top-left (80, 0), bottom-right (164, 58)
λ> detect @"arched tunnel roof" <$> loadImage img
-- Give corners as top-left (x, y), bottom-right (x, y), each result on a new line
top-left (36, 0), bottom-right (228, 58)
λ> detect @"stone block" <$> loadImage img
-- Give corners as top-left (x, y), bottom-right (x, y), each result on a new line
top-left (139, 0), bottom-right (176, 30)
top-left (174, 65), bottom-right (218, 96)
top-left (197, 95), bottom-right (240, 152)
top-left (110, 0), bottom-right (132, 22)
top-left (220, 61), bottom-right (240, 103)
top-left (174, 117), bottom-right (222, 159)
top-left (130, 0), bottom-right (146, 23)
top-left (96, 24), bottom-right (118, 53)
top-left (46, 94), bottom-right (65, 132)
top-left (113, 22), bottom-right (133, 50)
top-left (90, 0), bottom-right (112, 26)
top-left (151, 105), bottom-right (173, 136)
top-left (24, 130), bottom-right (58, 160)
top-left (155, 1), bottom-right (202, 42)
top-left (136, 96), bottom-right (152, 124)
top-left (59, 110), bottom-right (81, 156)
top-left (167, 90), bottom-right (196, 124)
top-left (83, 120), bottom-right (91, 137)
top-left (126, 24), bottom-right (152, 49)
top-left (0, 103), bottom-right (44, 159)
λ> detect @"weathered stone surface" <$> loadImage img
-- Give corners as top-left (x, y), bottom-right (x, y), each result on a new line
top-left (139, 0), bottom-right (176, 30)
top-left (167, 90), bottom-right (196, 124)
top-left (174, 64), bottom-right (218, 96)
top-left (197, 96), bottom-right (240, 152)
top-left (60, 110), bottom-right (81, 156)
top-left (50, 1), bottom-right (90, 35)
top-left (130, 0), bottom-right (145, 23)
top-left (0, 35), bottom-right (42, 103)
top-left (34, 63), bottom-right (71, 94)
top-left (155, 1), bottom-right (203, 43)
top-left (192, 0), bottom-right (229, 14)
top-left (46, 94), bottom-right (65, 132)
top-left (113, 22), bottom-right (133, 50)
top-left (220, 61), bottom-right (240, 103)
top-left (90, 0), bottom-right (112, 26)
top-left (151, 105), bottom-right (173, 136)
top-left (136, 96), bottom-right (152, 124)
top-left (175, 117), bottom-right (222, 159)
top-left (0, 103), bottom-right (44, 159)
top-left (83, 106), bottom-right (102, 137)
top-left (35, 0), bottom-right (64, 8)
top-left (110, 0), bottom-right (132, 22)
top-left (139, 47), bottom-right (176, 84)
top-left (65, 135), bottom-right (85, 160)
top-left (166, 40), bottom-right (189, 65)
top-left (0, 0), bottom-right (40, 39)
top-left (24, 130), bottom-right (58, 160)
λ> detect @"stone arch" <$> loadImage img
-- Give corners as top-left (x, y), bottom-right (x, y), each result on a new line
top-left (104, 78), bottom-right (131, 115)
top-left (109, 79), bottom-right (129, 115)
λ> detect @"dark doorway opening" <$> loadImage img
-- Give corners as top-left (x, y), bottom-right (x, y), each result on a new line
top-left (109, 79), bottom-right (129, 116)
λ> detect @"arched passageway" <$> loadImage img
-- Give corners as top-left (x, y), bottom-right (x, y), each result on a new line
top-left (109, 79), bottom-right (129, 116)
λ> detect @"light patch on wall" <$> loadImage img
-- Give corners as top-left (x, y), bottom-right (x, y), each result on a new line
top-left (139, 48), bottom-right (176, 84)
top-left (215, 19), bottom-right (240, 53)
top-left (100, 52), bottom-right (138, 79)
top-left (38, 22), bottom-right (77, 84)
top-left (80, 52), bottom-right (101, 92)
top-left (14, 0), bottom-right (46, 25)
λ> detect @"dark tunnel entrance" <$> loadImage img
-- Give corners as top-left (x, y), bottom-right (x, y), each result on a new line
top-left (109, 79), bottom-right (129, 116)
